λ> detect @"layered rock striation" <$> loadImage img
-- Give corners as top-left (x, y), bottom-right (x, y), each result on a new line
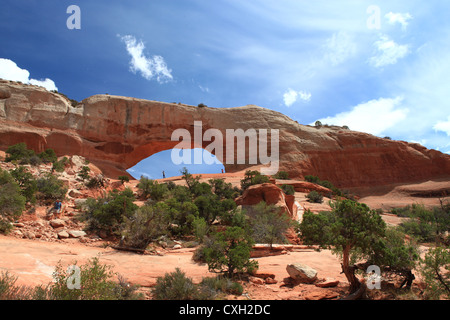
top-left (1, 79), bottom-right (449, 193)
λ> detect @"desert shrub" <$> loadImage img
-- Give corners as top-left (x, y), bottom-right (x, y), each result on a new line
top-left (78, 166), bottom-right (91, 181)
top-left (304, 175), bottom-right (343, 197)
top-left (0, 169), bottom-right (26, 233)
top-left (208, 178), bottom-right (239, 200)
top-left (86, 176), bottom-right (104, 189)
top-left (5, 143), bottom-right (35, 164)
top-left (299, 199), bottom-right (386, 293)
top-left (273, 171), bottom-right (289, 180)
top-left (194, 194), bottom-right (236, 226)
top-left (49, 257), bottom-right (142, 300)
top-left (306, 190), bottom-right (323, 203)
top-left (197, 276), bottom-right (243, 299)
top-left (152, 268), bottom-right (197, 300)
top-left (197, 103), bottom-right (207, 108)
top-left (419, 246), bottom-right (450, 299)
top-left (38, 148), bottom-right (57, 164)
top-left (10, 166), bottom-right (37, 204)
top-left (397, 204), bottom-right (450, 243)
top-left (82, 188), bottom-right (138, 236)
top-left (280, 184), bottom-right (295, 196)
top-left (0, 271), bottom-right (40, 300)
top-left (35, 173), bottom-right (67, 202)
top-left (118, 175), bottom-right (130, 184)
top-left (181, 167), bottom-right (201, 191)
top-left (246, 202), bottom-right (292, 246)
top-left (192, 216), bottom-right (209, 243)
top-left (314, 120), bottom-right (322, 127)
top-left (240, 170), bottom-right (270, 190)
top-left (52, 157), bottom-right (69, 173)
top-left (200, 226), bottom-right (258, 278)
top-left (137, 177), bottom-right (169, 201)
top-left (120, 205), bottom-right (170, 250)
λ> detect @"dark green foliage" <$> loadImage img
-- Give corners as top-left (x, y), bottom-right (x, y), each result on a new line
top-left (273, 171), bottom-right (289, 180)
top-left (240, 170), bottom-right (270, 190)
top-left (0, 169), bottom-right (26, 234)
top-left (396, 204), bottom-right (450, 243)
top-left (5, 143), bottom-right (36, 164)
top-left (78, 166), bottom-right (91, 181)
top-left (419, 246), bottom-right (450, 299)
top-left (10, 166), bottom-right (37, 203)
top-left (200, 226), bottom-right (258, 278)
top-left (52, 156), bottom-right (68, 173)
top-left (246, 202), bottom-right (292, 246)
top-left (121, 204), bottom-right (170, 249)
top-left (280, 184), bottom-right (295, 196)
top-left (82, 188), bottom-right (138, 236)
top-left (194, 194), bottom-right (236, 226)
top-left (36, 173), bottom-right (67, 202)
top-left (118, 175), bottom-right (130, 184)
top-left (208, 178), bottom-right (239, 199)
top-left (38, 149), bottom-right (58, 164)
top-left (197, 103), bottom-right (207, 108)
top-left (137, 176), bottom-right (169, 201)
top-left (299, 199), bottom-right (386, 292)
top-left (304, 175), bottom-right (344, 197)
top-left (152, 268), bottom-right (197, 300)
top-left (306, 190), bottom-right (323, 203)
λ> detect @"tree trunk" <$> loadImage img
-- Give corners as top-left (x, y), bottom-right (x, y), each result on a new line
top-left (342, 245), bottom-right (361, 294)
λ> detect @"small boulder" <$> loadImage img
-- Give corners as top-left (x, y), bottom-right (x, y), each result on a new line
top-left (58, 231), bottom-right (70, 239)
top-left (315, 278), bottom-right (340, 288)
top-left (68, 230), bottom-right (87, 238)
top-left (50, 219), bottom-right (66, 228)
top-left (286, 263), bottom-right (318, 284)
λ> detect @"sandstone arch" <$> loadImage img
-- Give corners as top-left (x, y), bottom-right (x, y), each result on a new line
top-left (1, 80), bottom-right (450, 194)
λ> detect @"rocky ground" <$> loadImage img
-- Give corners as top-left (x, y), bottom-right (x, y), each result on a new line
top-left (0, 153), bottom-right (447, 300)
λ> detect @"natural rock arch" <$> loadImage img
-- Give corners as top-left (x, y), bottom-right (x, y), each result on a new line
top-left (1, 80), bottom-right (450, 194)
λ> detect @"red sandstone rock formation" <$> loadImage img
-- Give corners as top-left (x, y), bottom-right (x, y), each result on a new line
top-left (235, 183), bottom-right (298, 220)
top-left (1, 79), bottom-right (449, 194)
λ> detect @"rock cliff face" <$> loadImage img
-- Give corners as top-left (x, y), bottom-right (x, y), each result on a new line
top-left (1, 80), bottom-right (449, 193)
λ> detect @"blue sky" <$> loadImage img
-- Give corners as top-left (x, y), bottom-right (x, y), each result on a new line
top-left (1, 1), bottom-right (449, 179)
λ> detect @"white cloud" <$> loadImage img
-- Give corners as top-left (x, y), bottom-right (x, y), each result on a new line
top-left (369, 35), bottom-right (410, 68)
top-left (315, 97), bottom-right (408, 136)
top-left (0, 58), bottom-right (58, 91)
top-left (433, 117), bottom-right (450, 136)
top-left (283, 88), bottom-right (311, 107)
top-left (324, 31), bottom-right (357, 66)
top-left (385, 12), bottom-right (413, 30)
top-left (119, 35), bottom-right (173, 83)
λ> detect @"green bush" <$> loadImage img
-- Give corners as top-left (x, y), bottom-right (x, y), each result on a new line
top-left (201, 226), bottom-right (258, 278)
top-left (240, 170), bottom-right (270, 190)
top-left (78, 166), bottom-right (91, 181)
top-left (152, 268), bottom-right (197, 300)
top-left (246, 202), bottom-right (292, 246)
top-left (52, 157), bottom-right (69, 173)
top-left (0, 169), bottom-right (26, 233)
top-left (280, 184), bottom-right (295, 196)
top-left (5, 143), bottom-right (35, 164)
top-left (306, 190), bottom-right (323, 203)
top-left (121, 204), bottom-right (170, 249)
top-left (137, 177), bottom-right (169, 201)
top-left (82, 188), bottom-right (138, 236)
top-left (273, 171), bottom-right (289, 180)
top-left (10, 166), bottom-right (38, 203)
top-left (36, 173), bottom-right (67, 202)
top-left (49, 257), bottom-right (142, 300)
top-left (38, 149), bottom-right (58, 164)
top-left (118, 175), bottom-right (130, 184)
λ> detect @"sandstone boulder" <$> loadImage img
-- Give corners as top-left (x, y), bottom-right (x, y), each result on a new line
top-left (286, 263), bottom-right (318, 284)
top-left (50, 219), bottom-right (66, 228)
top-left (68, 230), bottom-right (86, 238)
top-left (235, 183), bottom-right (298, 219)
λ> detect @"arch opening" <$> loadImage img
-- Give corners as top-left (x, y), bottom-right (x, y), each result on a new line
top-left (127, 148), bottom-right (225, 180)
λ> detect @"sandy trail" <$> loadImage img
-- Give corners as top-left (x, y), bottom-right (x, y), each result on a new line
top-left (0, 235), bottom-right (347, 299)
